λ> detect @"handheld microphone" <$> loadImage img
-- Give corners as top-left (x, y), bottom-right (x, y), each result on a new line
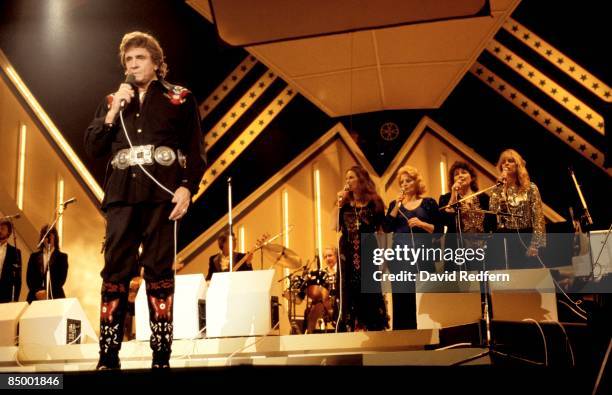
top-left (2, 213), bottom-right (20, 220)
top-left (339, 184), bottom-right (349, 203)
top-left (61, 197), bottom-right (77, 207)
top-left (120, 74), bottom-right (136, 109)
top-left (498, 168), bottom-right (508, 186)
top-left (398, 187), bottom-right (406, 207)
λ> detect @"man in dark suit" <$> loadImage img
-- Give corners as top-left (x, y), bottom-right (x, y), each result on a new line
top-left (0, 220), bottom-right (22, 303)
top-left (26, 225), bottom-right (68, 303)
top-left (206, 231), bottom-right (253, 281)
top-left (85, 32), bottom-right (206, 370)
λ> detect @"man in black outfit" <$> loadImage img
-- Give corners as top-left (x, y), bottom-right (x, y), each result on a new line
top-left (0, 220), bottom-right (21, 303)
top-left (206, 231), bottom-right (253, 281)
top-left (26, 225), bottom-right (68, 303)
top-left (84, 31), bottom-right (206, 370)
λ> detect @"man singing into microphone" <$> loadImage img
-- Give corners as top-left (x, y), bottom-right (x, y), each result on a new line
top-left (84, 32), bottom-right (206, 369)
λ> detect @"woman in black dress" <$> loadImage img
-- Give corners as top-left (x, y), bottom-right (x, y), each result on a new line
top-left (336, 166), bottom-right (388, 331)
top-left (383, 165), bottom-right (441, 329)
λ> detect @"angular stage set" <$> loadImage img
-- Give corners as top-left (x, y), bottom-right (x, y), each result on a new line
top-left (0, 0), bottom-right (610, 392)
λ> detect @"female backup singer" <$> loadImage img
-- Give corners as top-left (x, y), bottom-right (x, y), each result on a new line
top-left (336, 166), bottom-right (388, 331)
top-left (488, 149), bottom-right (546, 269)
top-left (383, 165), bottom-right (441, 330)
top-left (438, 161), bottom-right (495, 270)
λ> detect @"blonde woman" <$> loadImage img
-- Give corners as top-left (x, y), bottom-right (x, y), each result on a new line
top-left (489, 149), bottom-right (546, 268)
top-left (383, 165), bottom-right (441, 330)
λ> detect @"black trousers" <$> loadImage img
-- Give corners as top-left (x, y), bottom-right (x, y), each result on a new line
top-left (102, 201), bottom-right (175, 283)
top-left (98, 201), bottom-right (175, 365)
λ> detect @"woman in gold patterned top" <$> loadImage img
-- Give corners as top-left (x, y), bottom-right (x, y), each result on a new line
top-left (439, 161), bottom-right (495, 271)
top-left (488, 149), bottom-right (546, 269)
top-left (439, 161), bottom-right (496, 234)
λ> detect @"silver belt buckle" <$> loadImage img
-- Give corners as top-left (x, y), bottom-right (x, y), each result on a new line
top-left (113, 149), bottom-right (130, 169)
top-left (130, 145), bottom-right (154, 166)
top-left (154, 146), bottom-right (176, 166)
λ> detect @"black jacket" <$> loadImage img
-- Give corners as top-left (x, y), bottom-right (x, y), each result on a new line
top-left (0, 244), bottom-right (22, 303)
top-left (84, 79), bottom-right (206, 209)
top-left (26, 250), bottom-right (68, 303)
top-left (206, 252), bottom-right (252, 281)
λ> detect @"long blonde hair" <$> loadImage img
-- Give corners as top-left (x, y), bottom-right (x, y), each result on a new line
top-left (497, 149), bottom-right (531, 192)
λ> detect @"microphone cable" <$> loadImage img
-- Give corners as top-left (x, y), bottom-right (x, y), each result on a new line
top-left (119, 109), bottom-right (180, 277)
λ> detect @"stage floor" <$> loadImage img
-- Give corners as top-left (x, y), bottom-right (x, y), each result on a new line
top-left (0, 328), bottom-right (482, 371)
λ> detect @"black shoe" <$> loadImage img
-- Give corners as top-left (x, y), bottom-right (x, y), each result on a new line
top-left (96, 355), bottom-right (121, 370)
top-left (151, 352), bottom-right (170, 370)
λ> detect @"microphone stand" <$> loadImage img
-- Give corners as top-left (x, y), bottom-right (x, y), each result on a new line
top-left (569, 168), bottom-right (593, 229)
top-left (448, 188), bottom-right (539, 367)
top-left (278, 262), bottom-right (309, 334)
top-left (36, 201), bottom-right (73, 299)
top-left (334, 193), bottom-right (345, 333)
top-left (227, 178), bottom-right (233, 272)
top-left (37, 201), bottom-right (73, 249)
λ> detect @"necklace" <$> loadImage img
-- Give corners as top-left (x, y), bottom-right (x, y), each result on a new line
top-left (352, 200), bottom-right (366, 230)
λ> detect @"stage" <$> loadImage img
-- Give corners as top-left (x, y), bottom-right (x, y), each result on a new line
top-left (1, 328), bottom-right (443, 371)
top-left (0, 324), bottom-right (605, 393)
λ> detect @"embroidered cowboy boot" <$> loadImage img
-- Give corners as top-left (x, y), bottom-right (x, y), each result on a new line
top-left (146, 278), bottom-right (174, 369)
top-left (97, 282), bottom-right (128, 370)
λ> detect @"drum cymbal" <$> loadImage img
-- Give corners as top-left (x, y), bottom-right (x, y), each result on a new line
top-left (261, 243), bottom-right (302, 269)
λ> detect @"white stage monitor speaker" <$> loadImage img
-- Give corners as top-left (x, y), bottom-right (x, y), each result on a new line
top-left (135, 274), bottom-right (207, 341)
top-left (489, 268), bottom-right (558, 322)
top-left (589, 230), bottom-right (612, 278)
top-left (416, 273), bottom-right (482, 329)
top-left (206, 269), bottom-right (275, 338)
top-left (0, 302), bottom-right (29, 346)
top-left (19, 298), bottom-right (96, 346)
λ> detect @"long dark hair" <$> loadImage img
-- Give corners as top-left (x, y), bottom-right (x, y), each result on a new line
top-left (346, 166), bottom-right (384, 213)
top-left (39, 225), bottom-right (60, 251)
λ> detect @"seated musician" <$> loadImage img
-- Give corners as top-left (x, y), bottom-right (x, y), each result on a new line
top-left (206, 231), bottom-right (253, 281)
top-left (322, 247), bottom-right (338, 293)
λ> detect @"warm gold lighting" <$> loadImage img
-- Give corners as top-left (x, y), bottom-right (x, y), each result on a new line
top-left (57, 177), bottom-right (64, 250)
top-left (282, 189), bottom-right (289, 247)
top-left (239, 225), bottom-right (245, 253)
top-left (2, 54), bottom-right (103, 202)
top-left (16, 123), bottom-right (27, 210)
top-left (439, 155), bottom-right (448, 195)
top-left (314, 168), bottom-right (323, 263)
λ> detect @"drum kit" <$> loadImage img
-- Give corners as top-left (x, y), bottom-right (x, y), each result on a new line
top-left (261, 242), bottom-right (337, 334)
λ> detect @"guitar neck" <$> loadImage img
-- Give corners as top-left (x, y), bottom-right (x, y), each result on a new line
top-left (228, 234), bottom-right (267, 272)
top-left (232, 253), bottom-right (249, 272)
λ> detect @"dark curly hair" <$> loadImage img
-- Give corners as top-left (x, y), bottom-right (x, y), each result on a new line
top-left (448, 161), bottom-right (478, 192)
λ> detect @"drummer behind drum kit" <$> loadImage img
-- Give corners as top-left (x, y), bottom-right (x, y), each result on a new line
top-left (263, 242), bottom-right (337, 334)
top-left (233, 228), bottom-right (337, 334)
